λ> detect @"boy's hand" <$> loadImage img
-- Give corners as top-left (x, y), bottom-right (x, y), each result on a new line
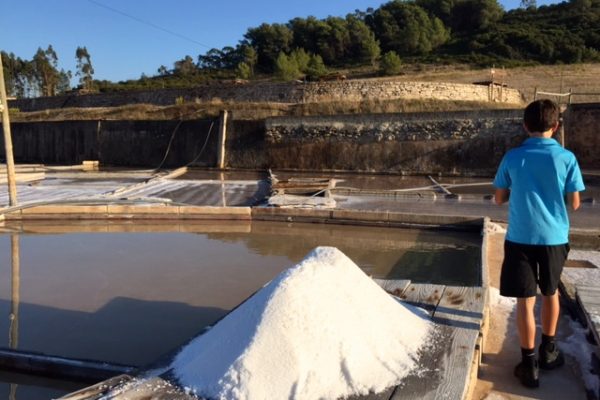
top-left (495, 189), bottom-right (510, 205)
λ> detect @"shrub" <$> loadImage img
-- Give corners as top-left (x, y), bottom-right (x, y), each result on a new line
top-left (306, 54), bottom-right (328, 80)
top-left (380, 51), bottom-right (403, 75)
top-left (275, 52), bottom-right (302, 81)
top-left (236, 62), bottom-right (252, 79)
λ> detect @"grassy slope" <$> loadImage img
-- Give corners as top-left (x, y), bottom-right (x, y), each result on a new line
top-left (10, 63), bottom-right (600, 122)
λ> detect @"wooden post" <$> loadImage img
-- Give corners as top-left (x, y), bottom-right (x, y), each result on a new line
top-left (559, 104), bottom-right (567, 147)
top-left (0, 54), bottom-right (18, 205)
top-left (217, 110), bottom-right (228, 169)
top-left (10, 235), bottom-right (19, 350)
top-left (220, 171), bottom-right (227, 207)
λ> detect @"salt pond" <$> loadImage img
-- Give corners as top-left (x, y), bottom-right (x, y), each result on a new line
top-left (0, 220), bottom-right (479, 398)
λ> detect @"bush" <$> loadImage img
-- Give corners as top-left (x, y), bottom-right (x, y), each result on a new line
top-left (275, 52), bottom-right (302, 81)
top-left (380, 51), bottom-right (402, 75)
top-left (306, 54), bottom-right (327, 80)
top-left (236, 62), bottom-right (252, 79)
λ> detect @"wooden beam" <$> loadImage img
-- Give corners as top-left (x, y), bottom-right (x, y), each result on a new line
top-left (0, 348), bottom-right (136, 382)
top-left (217, 110), bottom-right (228, 169)
top-left (0, 53), bottom-right (18, 205)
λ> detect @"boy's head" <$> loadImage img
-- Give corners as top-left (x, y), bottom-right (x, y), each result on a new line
top-left (523, 99), bottom-right (559, 135)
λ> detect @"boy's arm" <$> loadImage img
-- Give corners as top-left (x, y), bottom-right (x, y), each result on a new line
top-left (495, 188), bottom-right (510, 205)
top-left (568, 192), bottom-right (581, 211)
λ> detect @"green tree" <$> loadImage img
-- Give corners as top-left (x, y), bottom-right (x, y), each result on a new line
top-left (157, 65), bottom-right (169, 76)
top-left (32, 45), bottom-right (61, 96)
top-left (450, 0), bottom-right (504, 33)
top-left (75, 46), bottom-right (94, 91)
top-left (244, 23), bottom-right (293, 72)
top-left (235, 62), bottom-right (252, 79)
top-left (290, 48), bottom-right (311, 72)
top-left (241, 45), bottom-right (258, 76)
top-left (369, 2), bottom-right (450, 55)
top-left (274, 52), bottom-right (301, 81)
top-left (346, 15), bottom-right (381, 65)
top-left (380, 51), bottom-right (402, 75)
top-left (174, 55), bottom-right (196, 75)
top-left (306, 54), bottom-right (328, 80)
top-left (0, 52), bottom-right (32, 97)
top-left (520, 0), bottom-right (537, 9)
top-left (57, 69), bottom-right (72, 94)
top-left (414, 0), bottom-right (455, 26)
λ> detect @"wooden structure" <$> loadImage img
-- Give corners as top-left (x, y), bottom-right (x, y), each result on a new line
top-left (268, 171), bottom-right (337, 208)
top-left (575, 286), bottom-right (600, 347)
top-left (60, 280), bottom-right (486, 400)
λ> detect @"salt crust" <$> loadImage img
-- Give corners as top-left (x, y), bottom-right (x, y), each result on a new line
top-left (172, 246), bottom-right (432, 400)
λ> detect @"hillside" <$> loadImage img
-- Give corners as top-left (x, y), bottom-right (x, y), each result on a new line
top-left (8, 62), bottom-right (600, 123)
top-left (385, 63), bottom-right (600, 103)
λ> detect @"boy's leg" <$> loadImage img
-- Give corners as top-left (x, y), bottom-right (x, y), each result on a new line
top-left (500, 241), bottom-right (539, 387)
top-left (515, 296), bottom-right (539, 388)
top-left (537, 244), bottom-right (569, 370)
top-left (541, 292), bottom-right (560, 336)
top-left (517, 296), bottom-right (536, 349)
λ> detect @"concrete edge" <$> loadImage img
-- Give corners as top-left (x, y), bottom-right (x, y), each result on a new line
top-left (3, 205), bottom-right (253, 221)
top-left (570, 228), bottom-right (600, 250)
top-left (1, 204), bottom-right (487, 230)
top-left (478, 218), bottom-right (492, 363)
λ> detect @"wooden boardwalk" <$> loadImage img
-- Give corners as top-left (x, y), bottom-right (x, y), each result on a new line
top-left (60, 280), bottom-right (486, 400)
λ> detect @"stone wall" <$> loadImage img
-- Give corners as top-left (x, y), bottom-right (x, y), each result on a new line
top-left (265, 110), bottom-right (525, 174)
top-left (3, 105), bottom-right (597, 173)
top-left (9, 79), bottom-right (523, 112)
top-left (564, 103), bottom-right (600, 169)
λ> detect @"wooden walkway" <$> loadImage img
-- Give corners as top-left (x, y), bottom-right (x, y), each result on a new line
top-left (60, 280), bottom-right (486, 400)
top-left (575, 286), bottom-right (600, 346)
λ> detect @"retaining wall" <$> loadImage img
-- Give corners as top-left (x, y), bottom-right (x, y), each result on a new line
top-left (265, 110), bottom-right (525, 174)
top-left (565, 103), bottom-right (600, 169)
top-left (8, 79), bottom-right (523, 112)
top-left (2, 105), bottom-right (598, 173)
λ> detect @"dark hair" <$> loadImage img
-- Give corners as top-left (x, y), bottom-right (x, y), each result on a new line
top-left (523, 99), bottom-right (559, 133)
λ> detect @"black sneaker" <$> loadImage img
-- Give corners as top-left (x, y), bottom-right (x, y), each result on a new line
top-left (539, 342), bottom-right (565, 370)
top-left (514, 359), bottom-right (539, 388)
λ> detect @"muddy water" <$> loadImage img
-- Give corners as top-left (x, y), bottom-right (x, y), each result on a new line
top-left (0, 221), bottom-right (479, 398)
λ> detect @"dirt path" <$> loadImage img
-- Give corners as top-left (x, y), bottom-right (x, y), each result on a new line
top-left (471, 231), bottom-right (588, 400)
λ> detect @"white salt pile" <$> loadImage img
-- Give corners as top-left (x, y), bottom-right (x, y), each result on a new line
top-left (172, 246), bottom-right (432, 400)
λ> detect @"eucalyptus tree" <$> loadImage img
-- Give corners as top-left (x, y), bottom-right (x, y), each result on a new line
top-left (75, 46), bottom-right (94, 91)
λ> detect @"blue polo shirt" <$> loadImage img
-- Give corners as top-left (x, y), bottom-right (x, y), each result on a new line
top-left (493, 137), bottom-right (585, 245)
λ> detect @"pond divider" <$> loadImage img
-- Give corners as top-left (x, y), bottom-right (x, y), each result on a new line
top-left (1, 204), bottom-right (485, 232)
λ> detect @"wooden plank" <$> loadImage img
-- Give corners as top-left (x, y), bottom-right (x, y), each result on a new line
top-left (397, 283), bottom-right (445, 316)
top-left (372, 279), bottom-right (411, 298)
top-left (0, 348), bottom-right (136, 383)
top-left (576, 285), bottom-right (600, 345)
top-left (427, 287), bottom-right (484, 400)
top-left (433, 286), bottom-right (484, 331)
top-left (390, 286), bottom-right (484, 400)
top-left (346, 386), bottom-right (395, 400)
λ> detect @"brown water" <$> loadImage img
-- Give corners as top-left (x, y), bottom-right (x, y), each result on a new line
top-left (0, 220), bottom-right (479, 398)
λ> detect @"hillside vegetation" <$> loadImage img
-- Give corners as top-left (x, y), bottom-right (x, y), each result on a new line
top-left (10, 61), bottom-right (600, 122)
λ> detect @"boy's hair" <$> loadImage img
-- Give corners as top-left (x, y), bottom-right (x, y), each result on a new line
top-left (523, 99), bottom-right (559, 133)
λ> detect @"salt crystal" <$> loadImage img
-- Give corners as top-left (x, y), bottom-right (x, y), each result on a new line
top-left (172, 247), bottom-right (432, 400)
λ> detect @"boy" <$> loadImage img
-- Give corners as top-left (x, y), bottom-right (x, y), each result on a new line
top-left (493, 99), bottom-right (585, 388)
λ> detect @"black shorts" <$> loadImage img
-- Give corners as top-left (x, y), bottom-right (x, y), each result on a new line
top-left (500, 240), bottom-right (570, 297)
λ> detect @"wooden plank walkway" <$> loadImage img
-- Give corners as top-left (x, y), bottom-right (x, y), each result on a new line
top-left (575, 285), bottom-right (600, 346)
top-left (61, 280), bottom-right (485, 400)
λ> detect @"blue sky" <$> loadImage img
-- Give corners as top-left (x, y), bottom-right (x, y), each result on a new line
top-left (1, 0), bottom-right (560, 84)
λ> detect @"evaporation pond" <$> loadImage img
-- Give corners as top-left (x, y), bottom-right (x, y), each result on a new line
top-left (0, 220), bottom-right (480, 369)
